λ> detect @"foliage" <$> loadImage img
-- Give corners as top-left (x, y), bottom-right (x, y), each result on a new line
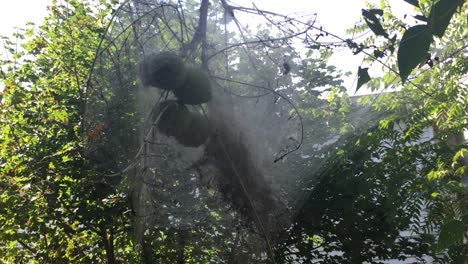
top-left (0, 0), bottom-right (466, 263)
top-left (397, 24), bottom-right (432, 82)
top-left (274, 0), bottom-right (467, 262)
top-left (310, 0), bottom-right (468, 262)
top-left (353, 0), bottom-right (466, 84)
top-left (0, 1), bottom-right (138, 262)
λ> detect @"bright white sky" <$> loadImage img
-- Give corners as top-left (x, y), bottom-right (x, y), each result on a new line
top-left (0, 0), bottom-right (412, 94)
top-left (0, 0), bottom-right (385, 34)
top-left (0, 0), bottom-right (52, 35)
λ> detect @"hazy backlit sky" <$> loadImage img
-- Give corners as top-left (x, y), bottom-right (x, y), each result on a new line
top-left (0, 0), bottom-right (52, 35)
top-left (0, 0), bottom-right (411, 94)
top-left (1, 0), bottom-right (399, 37)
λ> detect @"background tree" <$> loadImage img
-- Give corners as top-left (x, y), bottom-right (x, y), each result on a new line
top-left (0, 1), bottom-right (138, 262)
top-left (281, 0), bottom-right (467, 262)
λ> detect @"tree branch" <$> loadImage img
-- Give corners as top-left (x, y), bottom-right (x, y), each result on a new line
top-left (183, 0), bottom-right (210, 67)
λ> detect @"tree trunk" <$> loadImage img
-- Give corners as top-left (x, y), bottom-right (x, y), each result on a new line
top-left (177, 229), bottom-right (188, 264)
top-left (102, 230), bottom-right (116, 264)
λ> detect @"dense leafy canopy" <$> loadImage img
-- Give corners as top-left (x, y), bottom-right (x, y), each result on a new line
top-left (0, 0), bottom-right (466, 263)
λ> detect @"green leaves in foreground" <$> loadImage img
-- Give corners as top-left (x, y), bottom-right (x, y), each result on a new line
top-left (428, 0), bottom-right (466, 37)
top-left (397, 25), bottom-right (432, 82)
top-left (437, 220), bottom-right (465, 252)
top-left (362, 0), bottom-right (466, 83)
top-left (356, 66), bottom-right (370, 93)
top-left (403, 0), bottom-right (420, 8)
top-left (362, 9), bottom-right (388, 38)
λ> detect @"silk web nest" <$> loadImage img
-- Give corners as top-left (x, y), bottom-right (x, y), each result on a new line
top-left (140, 52), bottom-right (212, 147)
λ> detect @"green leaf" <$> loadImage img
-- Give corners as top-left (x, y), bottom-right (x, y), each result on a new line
top-left (437, 220), bottom-right (465, 251)
top-left (413, 15), bottom-right (428, 22)
top-left (366, 9), bottom-right (384, 16)
top-left (397, 25), bottom-right (432, 82)
top-left (356, 67), bottom-right (371, 93)
top-left (428, 0), bottom-right (465, 38)
top-left (362, 9), bottom-right (389, 38)
top-left (452, 148), bottom-right (468, 167)
top-left (50, 109), bottom-right (69, 123)
top-left (404, 0), bottom-right (419, 7)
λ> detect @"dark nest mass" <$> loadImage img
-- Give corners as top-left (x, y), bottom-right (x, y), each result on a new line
top-left (139, 52), bottom-right (187, 90)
